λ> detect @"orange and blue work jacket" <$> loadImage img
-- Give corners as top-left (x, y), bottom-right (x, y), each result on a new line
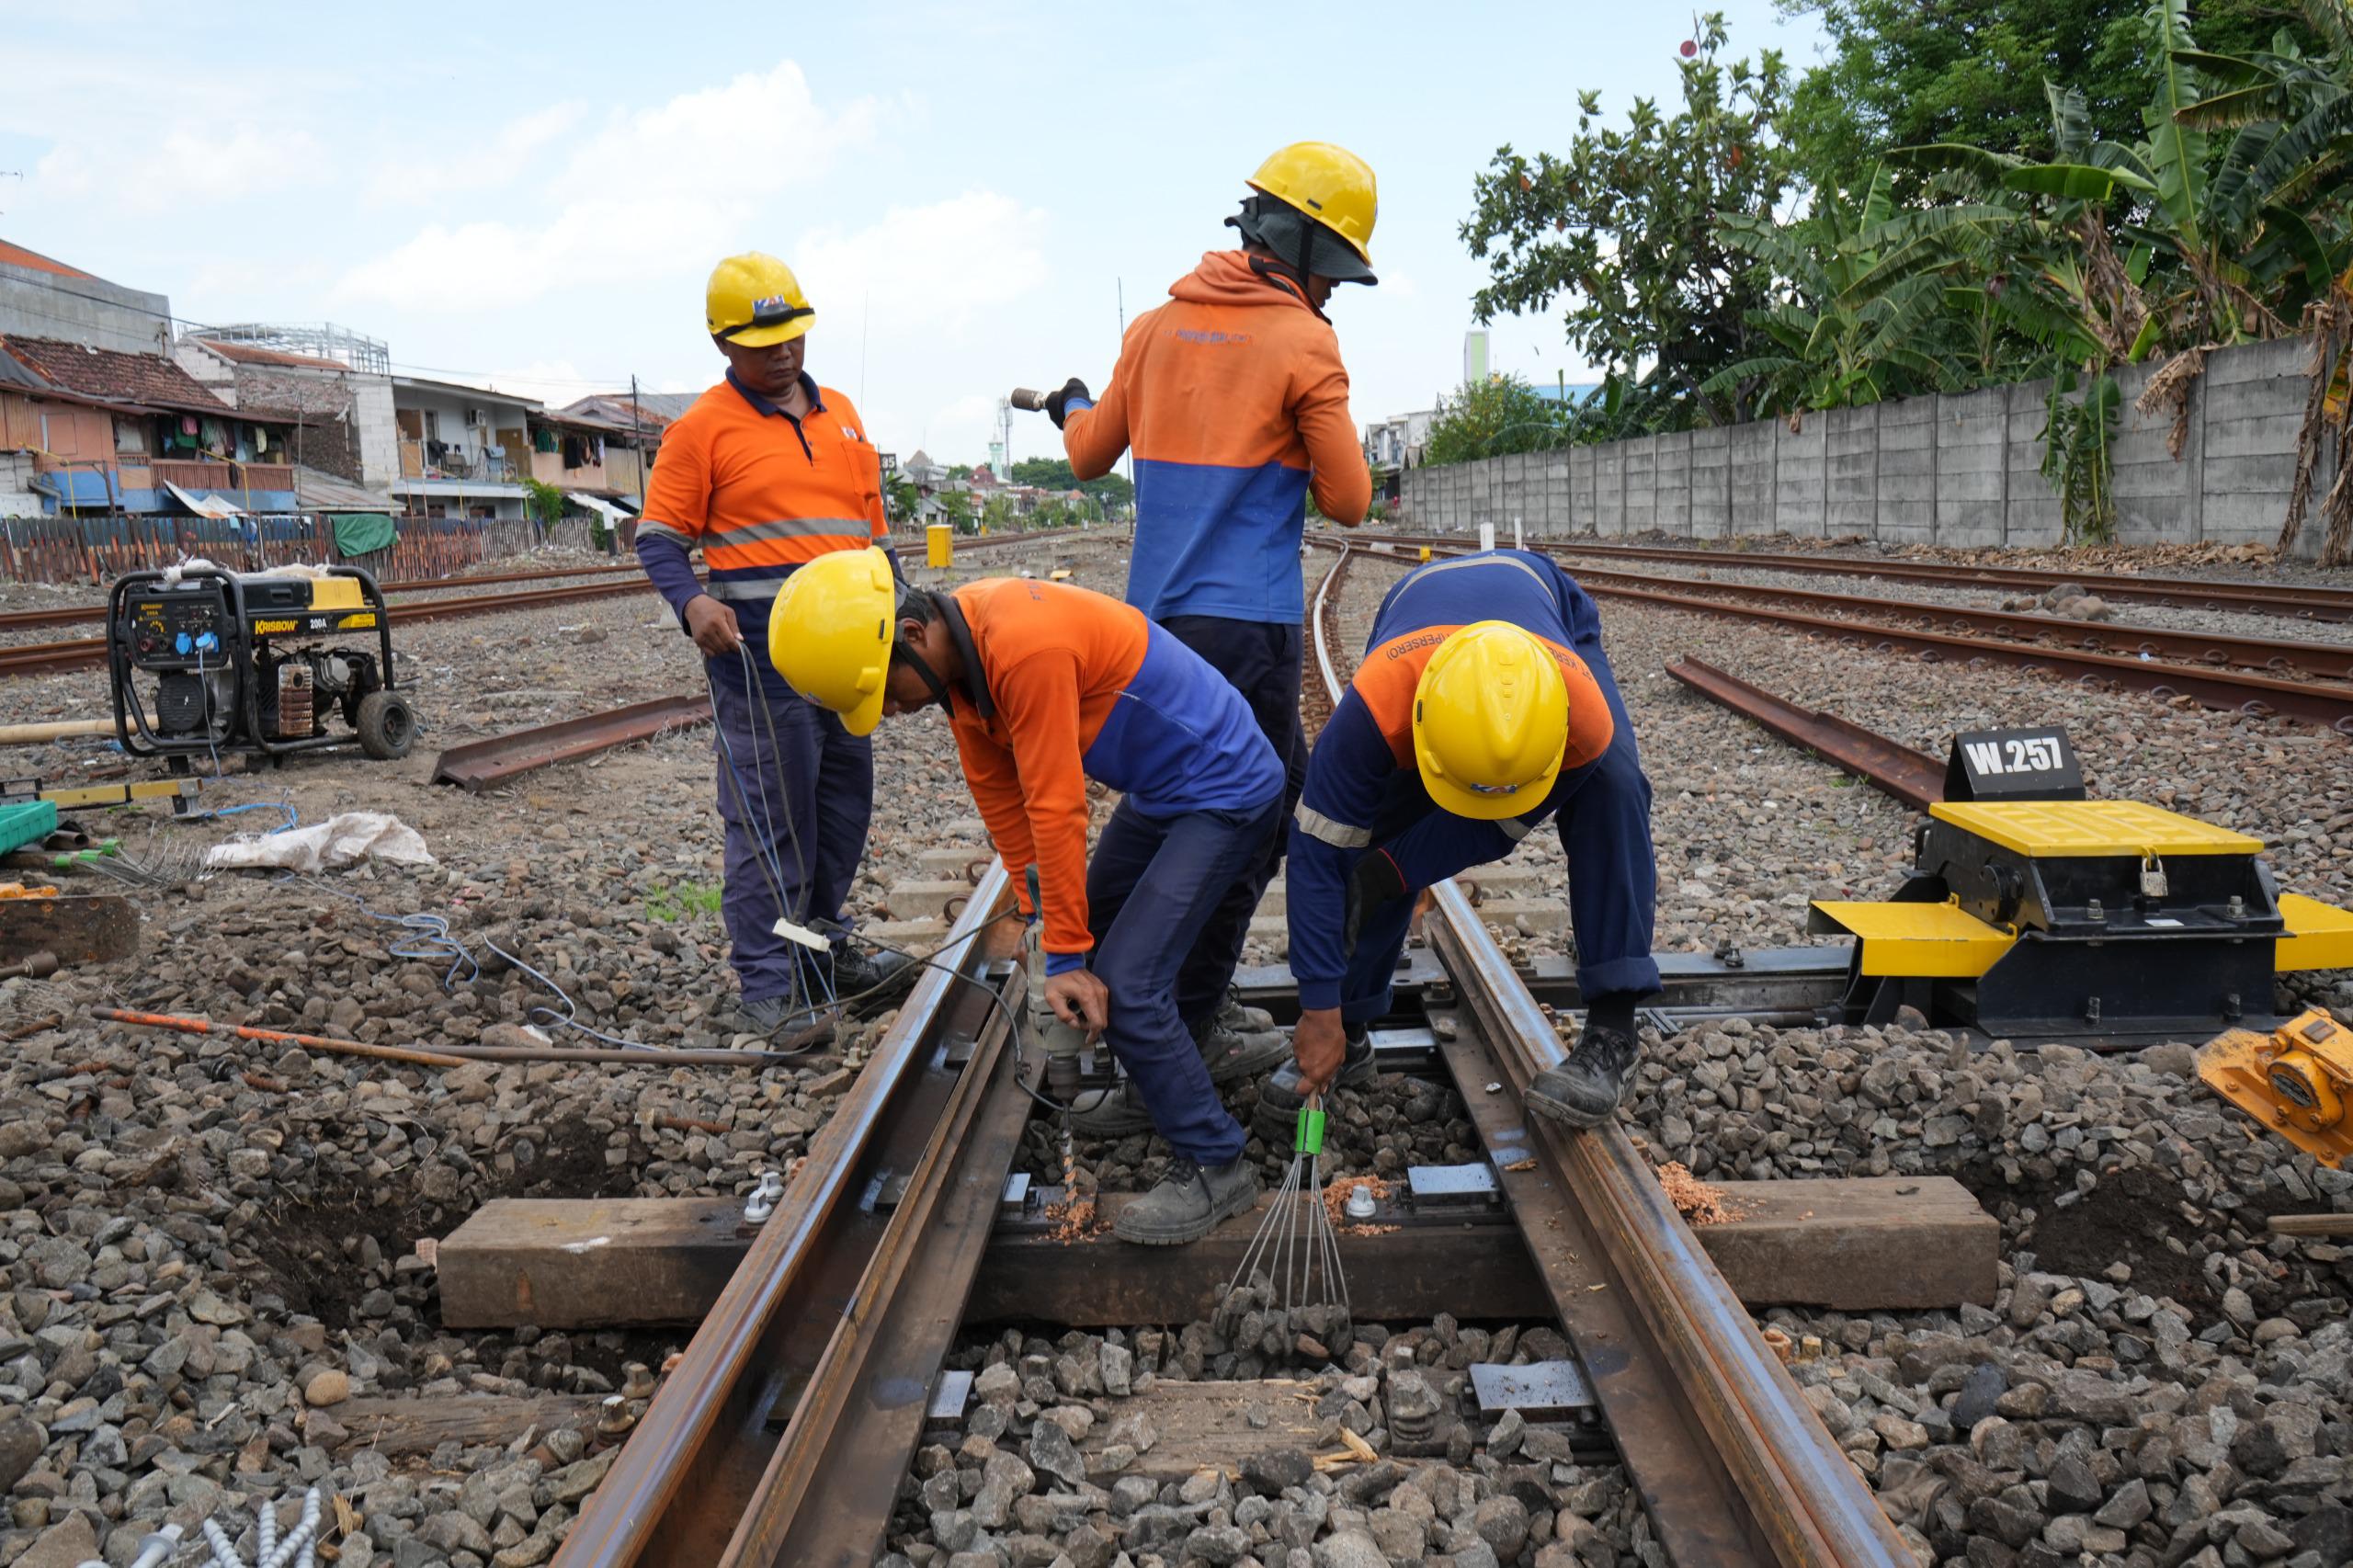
top-left (1063, 251), bottom-right (1370, 625)
top-left (635, 370), bottom-right (890, 637)
top-left (938, 577), bottom-right (1283, 970)
top-left (1290, 551), bottom-right (1616, 1009)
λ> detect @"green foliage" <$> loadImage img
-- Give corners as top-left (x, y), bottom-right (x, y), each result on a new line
top-left (644, 881), bottom-right (723, 924)
top-left (1779, 0), bottom-right (2317, 197)
top-left (1462, 13), bottom-right (1800, 430)
top-left (936, 488), bottom-right (977, 534)
top-left (883, 470), bottom-right (921, 523)
top-left (1009, 456), bottom-right (1135, 511)
top-left (521, 478), bottom-right (566, 528)
top-left (1423, 377), bottom-right (1574, 466)
top-left (2040, 363), bottom-right (2124, 543)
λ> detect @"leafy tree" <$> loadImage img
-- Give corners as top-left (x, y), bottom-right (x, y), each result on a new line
top-left (1423, 377), bottom-right (1573, 466)
top-left (936, 488), bottom-right (977, 534)
top-left (1779, 0), bottom-right (2316, 197)
top-left (882, 470), bottom-right (921, 524)
top-left (1462, 13), bottom-right (1800, 430)
top-left (521, 477), bottom-right (566, 528)
top-left (1010, 455), bottom-right (1135, 511)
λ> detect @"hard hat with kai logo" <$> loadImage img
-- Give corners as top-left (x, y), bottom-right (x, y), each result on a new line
top-left (708, 253), bottom-right (816, 347)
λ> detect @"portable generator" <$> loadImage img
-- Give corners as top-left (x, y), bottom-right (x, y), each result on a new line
top-left (107, 565), bottom-right (416, 767)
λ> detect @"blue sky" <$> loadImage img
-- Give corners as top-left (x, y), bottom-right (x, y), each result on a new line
top-left (0, 1), bottom-right (1823, 467)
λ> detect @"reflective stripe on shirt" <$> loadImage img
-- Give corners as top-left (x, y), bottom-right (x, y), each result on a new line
top-left (1294, 802), bottom-right (1371, 849)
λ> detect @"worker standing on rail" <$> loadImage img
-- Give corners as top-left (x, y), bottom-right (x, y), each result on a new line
top-left (633, 253), bottom-right (909, 1036)
top-left (1040, 141), bottom-right (1378, 1085)
top-left (1267, 549), bottom-right (1661, 1130)
top-left (767, 549), bottom-right (1283, 1245)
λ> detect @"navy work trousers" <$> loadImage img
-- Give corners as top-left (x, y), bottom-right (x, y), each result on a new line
top-left (709, 651), bottom-right (873, 1006)
top-left (1334, 634), bottom-right (1659, 1025)
top-left (1156, 615), bottom-right (1306, 1029)
top-left (1085, 796), bottom-right (1282, 1165)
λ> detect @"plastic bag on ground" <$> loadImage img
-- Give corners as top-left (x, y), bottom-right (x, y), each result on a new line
top-left (204, 811), bottom-right (436, 872)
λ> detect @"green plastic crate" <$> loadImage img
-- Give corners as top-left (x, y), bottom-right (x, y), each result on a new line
top-left (0, 800), bottom-right (59, 857)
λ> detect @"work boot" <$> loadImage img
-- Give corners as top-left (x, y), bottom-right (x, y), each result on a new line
top-left (1526, 1021), bottom-right (1641, 1129)
top-left (1220, 992), bottom-right (1275, 1033)
top-left (1113, 1153), bottom-right (1261, 1245)
top-left (735, 994), bottom-right (835, 1047)
top-left (1067, 1078), bottom-right (1159, 1139)
top-left (829, 942), bottom-right (915, 1003)
top-left (1252, 1023), bottom-right (1373, 1142)
top-left (1193, 1006), bottom-right (1290, 1086)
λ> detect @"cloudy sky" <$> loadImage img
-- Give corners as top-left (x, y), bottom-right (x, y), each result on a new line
top-left (0, 0), bottom-right (1823, 468)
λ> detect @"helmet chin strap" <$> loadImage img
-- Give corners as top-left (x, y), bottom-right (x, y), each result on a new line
top-left (890, 639), bottom-right (955, 712)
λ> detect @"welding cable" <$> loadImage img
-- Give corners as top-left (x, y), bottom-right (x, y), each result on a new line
top-left (707, 646), bottom-right (836, 1021)
top-left (734, 641), bottom-right (834, 1010)
top-left (191, 645), bottom-right (225, 779)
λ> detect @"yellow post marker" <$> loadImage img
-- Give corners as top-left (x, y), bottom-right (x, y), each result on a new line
top-left (926, 524), bottom-right (953, 569)
top-left (1418, 545), bottom-right (1432, 562)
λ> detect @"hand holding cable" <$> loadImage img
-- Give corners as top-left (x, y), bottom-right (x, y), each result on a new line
top-left (1044, 969), bottom-right (1108, 1039)
top-left (685, 594), bottom-right (743, 658)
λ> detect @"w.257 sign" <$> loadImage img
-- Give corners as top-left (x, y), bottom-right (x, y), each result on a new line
top-left (1943, 726), bottom-right (2086, 801)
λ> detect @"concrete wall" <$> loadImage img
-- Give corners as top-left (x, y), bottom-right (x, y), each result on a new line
top-left (1398, 336), bottom-right (2339, 558)
top-left (0, 261), bottom-right (170, 355)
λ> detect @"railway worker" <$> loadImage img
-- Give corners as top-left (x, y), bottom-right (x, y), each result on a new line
top-left (767, 549), bottom-right (1283, 1245)
top-left (1040, 141), bottom-right (1379, 1084)
top-left (634, 252), bottom-right (908, 1036)
top-left (1265, 549), bottom-right (1661, 1131)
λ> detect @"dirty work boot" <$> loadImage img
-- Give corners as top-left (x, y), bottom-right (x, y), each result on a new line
top-left (1194, 1006), bottom-right (1290, 1086)
top-left (1068, 1078), bottom-right (1158, 1139)
top-left (830, 942), bottom-right (915, 1003)
top-left (735, 994), bottom-right (835, 1047)
top-left (1526, 1021), bottom-right (1640, 1129)
top-left (1252, 1023), bottom-right (1373, 1142)
top-left (1113, 1153), bottom-right (1261, 1245)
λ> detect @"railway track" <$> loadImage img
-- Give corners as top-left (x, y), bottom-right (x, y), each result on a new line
top-left (0, 527), bottom-right (1104, 645)
top-left (1513, 535), bottom-right (2353, 627)
top-left (1323, 536), bottom-right (2353, 735)
top-left (550, 541), bottom-right (1909, 1568)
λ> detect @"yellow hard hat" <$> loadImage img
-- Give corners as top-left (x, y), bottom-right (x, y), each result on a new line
top-left (1413, 622), bottom-right (1569, 820)
top-left (707, 252), bottom-right (816, 347)
top-left (767, 548), bottom-right (896, 736)
top-left (1246, 142), bottom-right (1379, 267)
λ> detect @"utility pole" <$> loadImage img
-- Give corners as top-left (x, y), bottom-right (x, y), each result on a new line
top-left (629, 373), bottom-right (646, 556)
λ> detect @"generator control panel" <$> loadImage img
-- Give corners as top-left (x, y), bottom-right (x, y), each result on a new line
top-left (122, 584), bottom-right (233, 673)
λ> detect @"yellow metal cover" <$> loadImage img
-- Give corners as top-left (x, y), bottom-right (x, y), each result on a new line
top-left (308, 577), bottom-right (366, 610)
top-left (2278, 892), bottom-right (2353, 972)
top-left (1809, 898), bottom-right (2017, 977)
top-left (1929, 800), bottom-right (2262, 858)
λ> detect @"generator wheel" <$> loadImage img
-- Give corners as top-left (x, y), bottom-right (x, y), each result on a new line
top-left (356, 691), bottom-right (416, 761)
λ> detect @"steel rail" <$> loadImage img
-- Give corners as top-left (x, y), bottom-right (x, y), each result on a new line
top-left (1305, 540), bottom-right (1352, 734)
top-left (1558, 562), bottom-right (2353, 683)
top-left (429, 696), bottom-right (714, 791)
top-left (1425, 887), bottom-right (1912, 1568)
top-left (0, 577), bottom-right (662, 679)
top-left (1665, 657), bottom-right (1947, 812)
top-left (1310, 542), bottom-right (1904, 1565)
top-left (1311, 537), bottom-right (2353, 734)
top-left (551, 863), bottom-right (1026, 1568)
top-left (1468, 534), bottom-right (2353, 626)
top-left (0, 564), bottom-right (645, 635)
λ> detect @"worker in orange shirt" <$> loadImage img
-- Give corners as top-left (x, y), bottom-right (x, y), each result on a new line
top-left (768, 550), bottom-right (1286, 1245)
top-left (1041, 142), bottom-right (1378, 1085)
top-left (635, 254), bottom-right (908, 1037)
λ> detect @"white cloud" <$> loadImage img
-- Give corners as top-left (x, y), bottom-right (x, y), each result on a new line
top-left (365, 103), bottom-right (587, 207)
top-left (791, 192), bottom-right (1050, 338)
top-left (38, 122), bottom-right (328, 210)
top-left (336, 62), bottom-right (880, 314)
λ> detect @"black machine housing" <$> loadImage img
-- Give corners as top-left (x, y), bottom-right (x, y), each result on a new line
top-left (107, 565), bottom-right (415, 767)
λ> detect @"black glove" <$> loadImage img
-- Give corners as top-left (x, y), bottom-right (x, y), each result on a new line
top-left (1043, 377), bottom-right (1090, 430)
top-left (1342, 848), bottom-right (1410, 960)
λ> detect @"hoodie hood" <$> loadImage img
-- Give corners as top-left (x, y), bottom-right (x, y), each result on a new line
top-left (1167, 250), bottom-right (1317, 312)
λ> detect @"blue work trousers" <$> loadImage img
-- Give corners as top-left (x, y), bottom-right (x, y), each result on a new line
top-left (1334, 636), bottom-right (1659, 1025)
top-left (1085, 796), bottom-right (1282, 1165)
top-left (1156, 616), bottom-right (1307, 1029)
top-left (709, 652), bottom-right (873, 1005)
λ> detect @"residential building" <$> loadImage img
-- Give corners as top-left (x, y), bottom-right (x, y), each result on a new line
top-left (390, 376), bottom-right (539, 519)
top-left (1, 334), bottom-right (301, 515)
top-left (0, 240), bottom-right (170, 356)
top-left (175, 325), bottom-right (400, 492)
top-left (549, 394), bottom-right (668, 506)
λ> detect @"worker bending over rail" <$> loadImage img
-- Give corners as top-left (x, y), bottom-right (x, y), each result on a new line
top-left (1268, 549), bottom-right (1661, 1130)
top-left (769, 550), bottom-right (1285, 1245)
top-left (1040, 142), bottom-right (1379, 1082)
top-left (633, 254), bottom-right (909, 1036)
